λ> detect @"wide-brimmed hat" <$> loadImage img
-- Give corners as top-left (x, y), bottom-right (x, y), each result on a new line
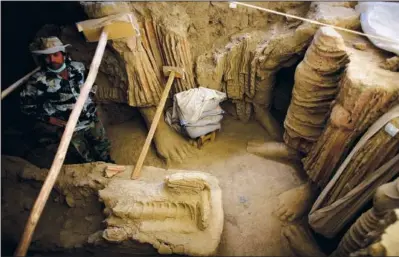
top-left (30, 36), bottom-right (71, 55)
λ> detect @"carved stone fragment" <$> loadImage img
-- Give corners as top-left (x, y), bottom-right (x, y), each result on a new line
top-left (99, 172), bottom-right (224, 256)
top-left (79, 2), bottom-right (196, 107)
top-left (1, 156), bottom-right (223, 256)
top-left (330, 178), bottom-right (399, 257)
top-left (303, 39), bottom-right (399, 190)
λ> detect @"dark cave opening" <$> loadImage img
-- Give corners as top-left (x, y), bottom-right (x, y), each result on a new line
top-left (1, 1), bottom-right (88, 87)
top-left (1, 1), bottom-right (88, 129)
top-left (1, 2), bottom-right (90, 168)
top-left (1, 3), bottom-right (88, 254)
top-left (271, 59), bottom-right (300, 128)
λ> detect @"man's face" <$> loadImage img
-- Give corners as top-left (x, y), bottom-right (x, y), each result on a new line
top-left (45, 51), bottom-right (65, 70)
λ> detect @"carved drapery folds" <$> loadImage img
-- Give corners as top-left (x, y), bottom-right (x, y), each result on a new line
top-left (99, 172), bottom-right (224, 256)
top-left (283, 27), bottom-right (349, 153)
top-left (81, 2), bottom-right (196, 107)
top-left (303, 44), bottom-right (399, 189)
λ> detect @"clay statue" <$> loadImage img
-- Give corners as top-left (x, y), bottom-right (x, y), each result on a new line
top-left (281, 223), bottom-right (326, 257)
top-left (246, 140), bottom-right (301, 162)
top-left (284, 26), bottom-right (349, 153)
top-left (281, 178), bottom-right (399, 257)
top-left (195, 2), bottom-right (360, 141)
top-left (1, 155), bottom-right (224, 256)
top-left (330, 178), bottom-right (399, 257)
top-left (350, 209), bottom-right (399, 257)
top-left (81, 2), bottom-right (199, 164)
top-left (275, 180), bottom-right (319, 222)
top-left (100, 172), bottom-right (224, 256)
top-left (275, 30), bottom-right (399, 227)
top-left (31, 2), bottom-right (198, 164)
top-left (276, 108), bottom-right (399, 225)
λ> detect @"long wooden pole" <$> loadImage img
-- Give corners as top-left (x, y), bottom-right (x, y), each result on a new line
top-left (131, 71), bottom-right (176, 179)
top-left (14, 30), bottom-right (109, 257)
top-left (1, 67), bottom-right (41, 100)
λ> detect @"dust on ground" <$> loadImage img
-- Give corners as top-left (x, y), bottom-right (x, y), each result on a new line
top-left (105, 114), bottom-right (305, 256)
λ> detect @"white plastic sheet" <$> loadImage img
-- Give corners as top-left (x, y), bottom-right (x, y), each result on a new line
top-left (185, 123), bottom-right (222, 139)
top-left (165, 87), bottom-right (227, 139)
top-left (355, 2), bottom-right (399, 55)
top-left (185, 114), bottom-right (224, 128)
top-left (172, 87), bottom-right (227, 126)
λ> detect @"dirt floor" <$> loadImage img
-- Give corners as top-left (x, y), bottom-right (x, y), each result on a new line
top-left (105, 114), bottom-right (305, 256)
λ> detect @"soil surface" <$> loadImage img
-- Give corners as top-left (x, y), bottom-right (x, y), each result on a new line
top-left (105, 114), bottom-right (305, 256)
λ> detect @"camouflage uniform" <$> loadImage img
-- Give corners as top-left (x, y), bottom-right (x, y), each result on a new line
top-left (71, 116), bottom-right (112, 162)
top-left (20, 59), bottom-right (113, 163)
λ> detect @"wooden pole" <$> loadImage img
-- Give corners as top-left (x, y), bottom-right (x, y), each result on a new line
top-left (131, 71), bottom-right (176, 179)
top-left (14, 29), bottom-right (109, 257)
top-left (1, 67), bottom-right (40, 100)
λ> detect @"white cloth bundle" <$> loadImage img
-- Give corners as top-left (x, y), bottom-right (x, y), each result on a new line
top-left (165, 87), bottom-right (227, 138)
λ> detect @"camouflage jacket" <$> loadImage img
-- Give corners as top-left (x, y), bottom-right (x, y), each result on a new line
top-left (20, 61), bottom-right (97, 131)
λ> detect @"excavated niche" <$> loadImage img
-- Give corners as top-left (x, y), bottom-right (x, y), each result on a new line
top-left (1, 156), bottom-right (223, 256)
top-left (196, 30), bottom-right (270, 122)
top-left (271, 62), bottom-right (299, 124)
top-left (195, 2), bottom-right (360, 123)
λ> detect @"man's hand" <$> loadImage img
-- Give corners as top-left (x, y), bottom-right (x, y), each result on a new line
top-left (48, 117), bottom-right (67, 127)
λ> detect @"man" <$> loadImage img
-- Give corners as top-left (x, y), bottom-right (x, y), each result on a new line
top-left (20, 36), bottom-right (114, 163)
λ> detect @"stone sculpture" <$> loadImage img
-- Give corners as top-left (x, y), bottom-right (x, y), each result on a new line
top-left (1, 156), bottom-right (224, 256)
top-left (330, 178), bottom-right (399, 257)
top-left (246, 140), bottom-right (301, 162)
top-left (280, 178), bottom-right (399, 257)
top-left (284, 26), bottom-right (349, 153)
top-left (350, 210), bottom-right (399, 257)
top-left (275, 31), bottom-right (399, 227)
top-left (276, 108), bottom-right (399, 228)
top-left (195, 2), bottom-right (360, 141)
top-left (62, 2), bottom-right (196, 164)
top-left (100, 172), bottom-right (224, 256)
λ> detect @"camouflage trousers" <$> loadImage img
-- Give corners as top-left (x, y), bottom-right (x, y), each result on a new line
top-left (34, 118), bottom-right (112, 163)
top-left (71, 119), bottom-right (113, 163)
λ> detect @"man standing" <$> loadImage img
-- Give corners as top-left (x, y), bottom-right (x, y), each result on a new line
top-left (20, 36), bottom-right (114, 163)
